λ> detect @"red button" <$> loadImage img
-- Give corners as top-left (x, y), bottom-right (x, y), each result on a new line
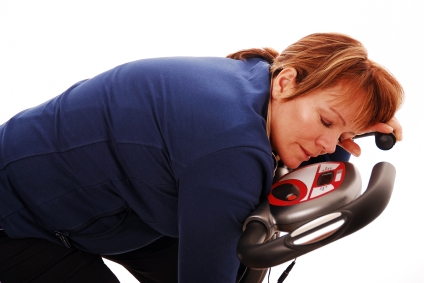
top-left (286, 193), bottom-right (297, 201)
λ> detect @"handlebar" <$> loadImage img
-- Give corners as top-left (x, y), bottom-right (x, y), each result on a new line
top-left (354, 132), bottom-right (396, 150)
top-left (237, 162), bottom-right (395, 269)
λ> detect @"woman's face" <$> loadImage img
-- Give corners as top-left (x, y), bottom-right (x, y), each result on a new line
top-left (270, 71), bottom-right (362, 169)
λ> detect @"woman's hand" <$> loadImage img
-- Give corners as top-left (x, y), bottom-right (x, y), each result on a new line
top-left (338, 116), bottom-right (403, 157)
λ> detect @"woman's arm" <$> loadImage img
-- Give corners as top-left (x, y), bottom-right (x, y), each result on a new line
top-left (177, 147), bottom-right (273, 282)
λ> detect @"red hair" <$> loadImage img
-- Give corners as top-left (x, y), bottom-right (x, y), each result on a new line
top-left (227, 33), bottom-right (404, 130)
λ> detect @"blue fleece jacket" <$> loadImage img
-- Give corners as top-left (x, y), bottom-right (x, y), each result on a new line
top-left (0, 56), bottom-right (349, 282)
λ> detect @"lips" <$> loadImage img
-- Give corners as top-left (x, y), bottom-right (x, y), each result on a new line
top-left (300, 145), bottom-right (316, 160)
top-left (299, 146), bottom-right (310, 160)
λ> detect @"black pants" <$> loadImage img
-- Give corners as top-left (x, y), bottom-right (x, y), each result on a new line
top-left (0, 230), bottom-right (178, 283)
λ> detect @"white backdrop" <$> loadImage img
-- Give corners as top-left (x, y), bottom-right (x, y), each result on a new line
top-left (0, 1), bottom-right (421, 282)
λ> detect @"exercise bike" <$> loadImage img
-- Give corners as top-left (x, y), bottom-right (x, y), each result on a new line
top-left (236, 132), bottom-right (397, 283)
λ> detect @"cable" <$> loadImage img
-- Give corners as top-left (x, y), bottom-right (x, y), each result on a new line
top-left (277, 259), bottom-right (296, 283)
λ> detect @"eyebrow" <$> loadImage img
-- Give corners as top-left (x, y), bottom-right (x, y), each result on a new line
top-left (329, 107), bottom-right (346, 126)
top-left (330, 106), bottom-right (357, 136)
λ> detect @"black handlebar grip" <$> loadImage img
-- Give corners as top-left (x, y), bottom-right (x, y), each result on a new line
top-left (374, 132), bottom-right (396, 150)
top-left (353, 132), bottom-right (396, 150)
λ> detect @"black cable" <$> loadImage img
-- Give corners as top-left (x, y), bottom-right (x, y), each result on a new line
top-left (277, 259), bottom-right (296, 283)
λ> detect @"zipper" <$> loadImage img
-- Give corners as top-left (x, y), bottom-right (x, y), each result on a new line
top-left (55, 231), bottom-right (72, 248)
top-left (54, 206), bottom-right (131, 248)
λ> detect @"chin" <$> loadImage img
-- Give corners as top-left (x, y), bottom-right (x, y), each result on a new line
top-left (277, 150), bottom-right (302, 169)
top-left (281, 158), bottom-right (302, 170)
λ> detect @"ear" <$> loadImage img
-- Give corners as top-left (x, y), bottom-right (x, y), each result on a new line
top-left (271, 68), bottom-right (297, 99)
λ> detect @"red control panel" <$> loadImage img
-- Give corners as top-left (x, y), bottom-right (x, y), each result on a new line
top-left (268, 162), bottom-right (346, 206)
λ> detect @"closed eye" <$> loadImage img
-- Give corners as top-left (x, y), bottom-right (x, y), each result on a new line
top-left (320, 117), bottom-right (332, 128)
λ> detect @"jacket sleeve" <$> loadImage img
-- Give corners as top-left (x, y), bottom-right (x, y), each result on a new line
top-left (177, 147), bottom-right (273, 283)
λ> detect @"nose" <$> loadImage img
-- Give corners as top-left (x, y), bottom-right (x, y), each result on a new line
top-left (316, 135), bottom-right (338, 154)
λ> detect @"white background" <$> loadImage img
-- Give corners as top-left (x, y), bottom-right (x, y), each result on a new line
top-left (0, 1), bottom-right (422, 282)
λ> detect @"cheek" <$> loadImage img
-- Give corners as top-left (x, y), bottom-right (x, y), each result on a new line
top-left (271, 99), bottom-right (317, 146)
top-left (290, 106), bottom-right (318, 138)
top-left (297, 103), bottom-right (316, 125)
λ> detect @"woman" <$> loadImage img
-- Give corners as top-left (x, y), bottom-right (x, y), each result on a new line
top-left (0, 33), bottom-right (403, 283)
